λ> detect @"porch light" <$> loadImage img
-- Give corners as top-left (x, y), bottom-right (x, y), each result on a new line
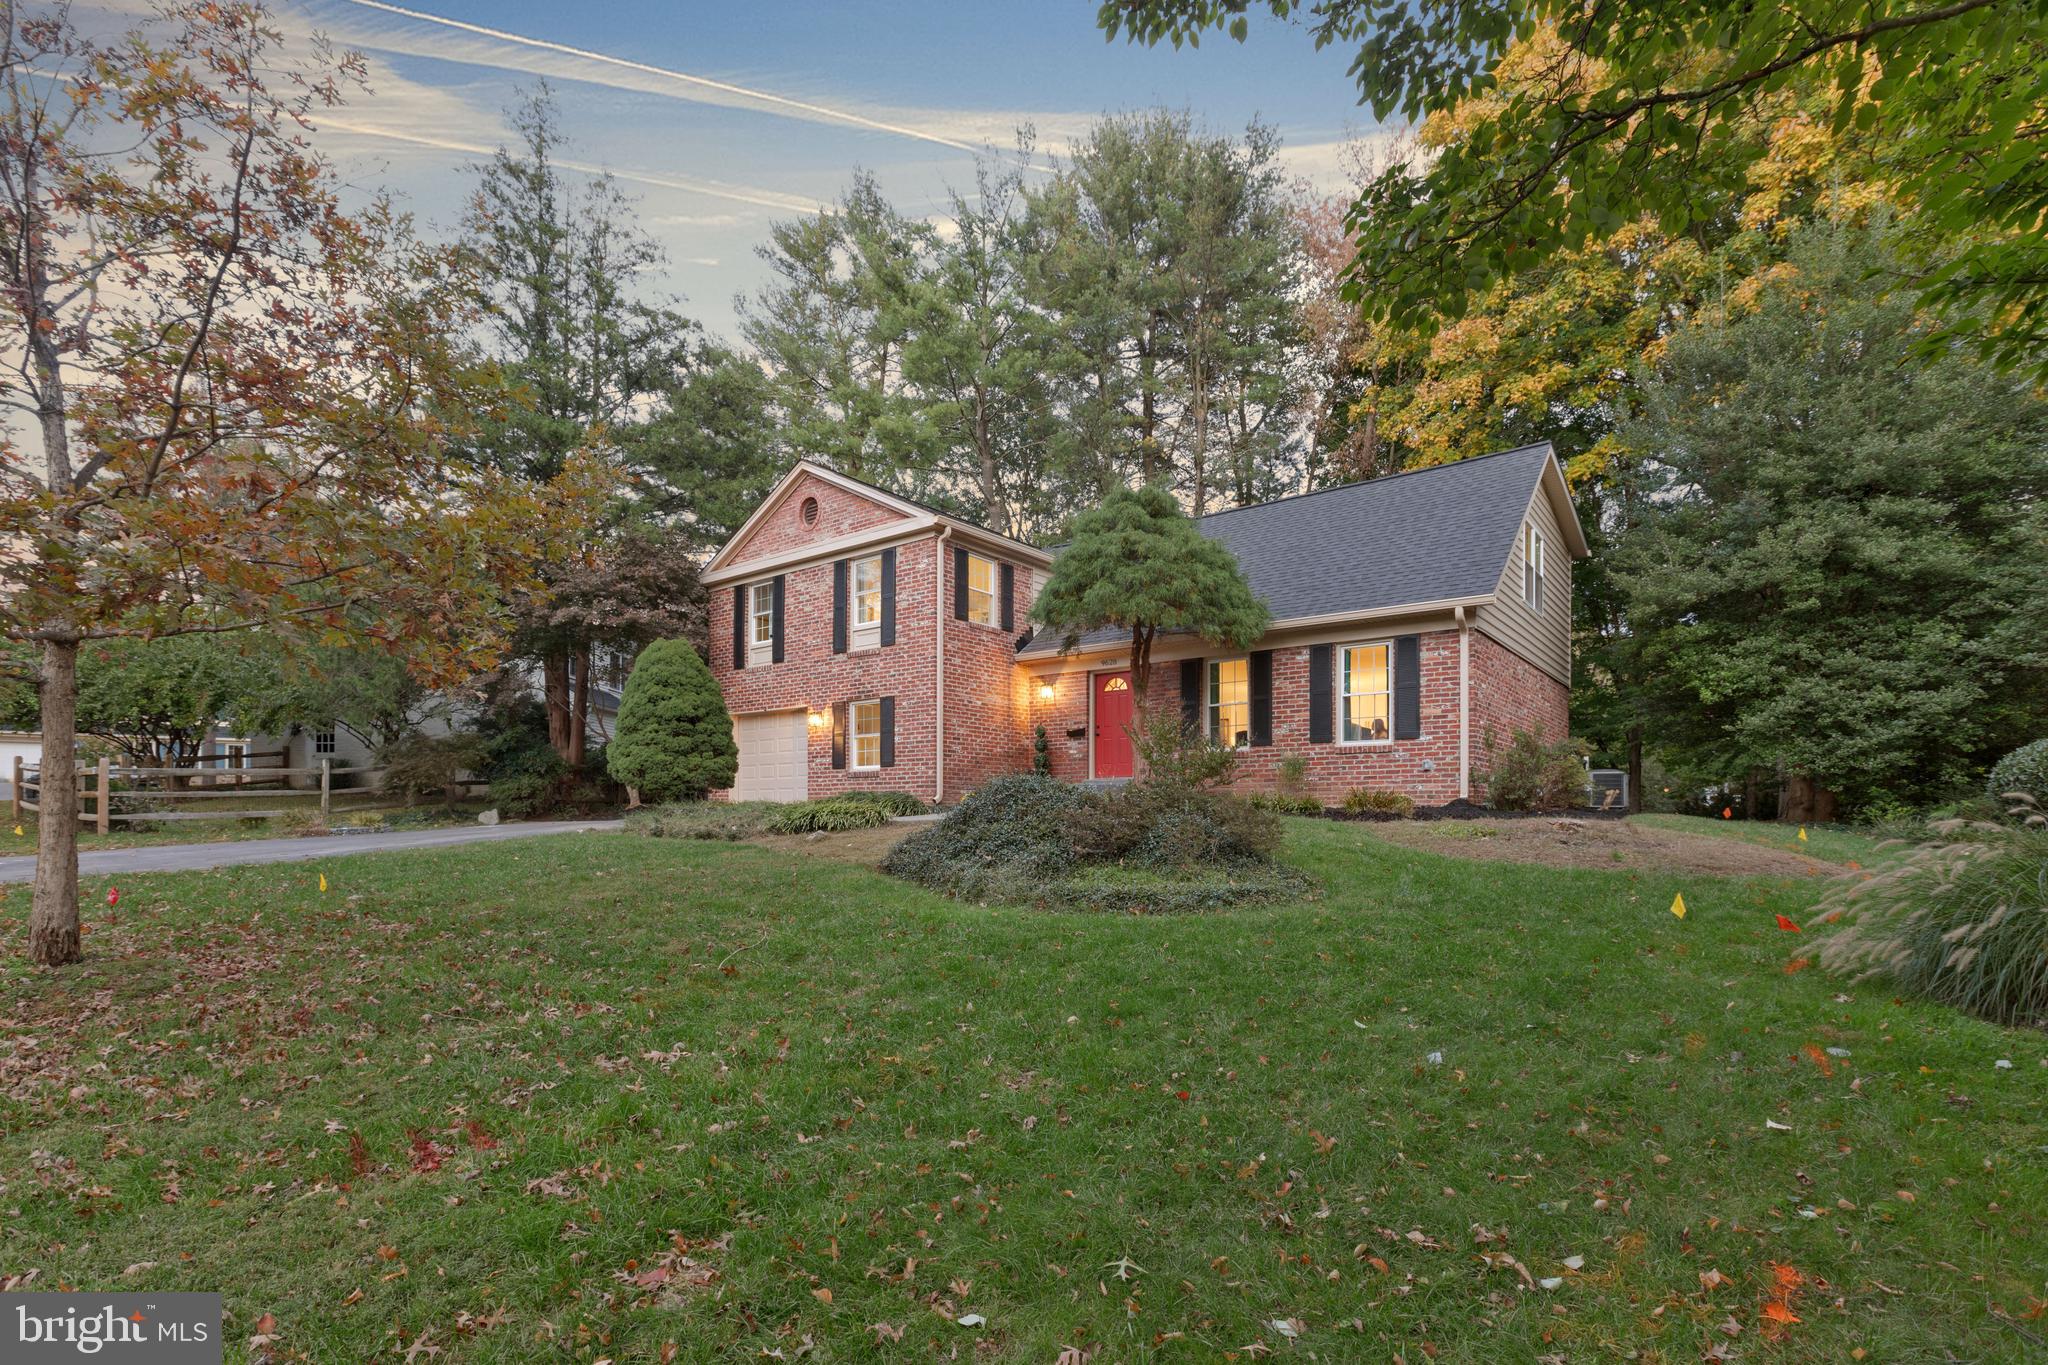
top-left (807, 709), bottom-right (828, 728)
top-left (1037, 682), bottom-right (1056, 702)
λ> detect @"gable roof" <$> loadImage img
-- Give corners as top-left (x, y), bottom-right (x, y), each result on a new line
top-left (704, 460), bottom-right (1050, 582)
top-left (1019, 442), bottom-right (1584, 657)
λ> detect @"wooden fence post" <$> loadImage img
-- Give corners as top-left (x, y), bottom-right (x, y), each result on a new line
top-left (96, 756), bottom-right (111, 835)
top-left (320, 758), bottom-right (332, 826)
top-left (10, 756), bottom-right (19, 820)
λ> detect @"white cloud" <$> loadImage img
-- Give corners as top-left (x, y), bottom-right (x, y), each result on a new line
top-left (325, 0), bottom-right (1074, 168)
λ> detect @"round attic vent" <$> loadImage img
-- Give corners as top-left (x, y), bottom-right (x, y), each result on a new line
top-left (800, 495), bottom-right (820, 527)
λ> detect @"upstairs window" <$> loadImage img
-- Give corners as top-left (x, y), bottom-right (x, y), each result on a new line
top-left (1208, 659), bottom-right (1249, 749)
top-left (853, 555), bottom-right (883, 629)
top-left (965, 553), bottom-right (995, 625)
top-left (1524, 522), bottom-right (1546, 612)
top-left (750, 582), bottom-right (775, 647)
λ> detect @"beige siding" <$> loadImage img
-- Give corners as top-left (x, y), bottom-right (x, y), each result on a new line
top-left (1475, 485), bottom-right (1573, 684)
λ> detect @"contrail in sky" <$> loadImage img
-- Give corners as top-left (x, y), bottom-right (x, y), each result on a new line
top-left (338, 0), bottom-right (993, 156)
top-left (320, 118), bottom-right (828, 213)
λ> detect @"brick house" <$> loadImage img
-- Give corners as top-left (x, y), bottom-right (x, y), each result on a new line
top-left (704, 443), bottom-right (1588, 805)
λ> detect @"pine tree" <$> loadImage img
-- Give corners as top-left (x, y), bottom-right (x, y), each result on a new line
top-left (606, 640), bottom-right (738, 803)
top-left (1031, 485), bottom-right (1269, 713)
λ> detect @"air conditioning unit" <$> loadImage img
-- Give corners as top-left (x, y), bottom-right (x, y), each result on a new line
top-left (1588, 768), bottom-right (1629, 810)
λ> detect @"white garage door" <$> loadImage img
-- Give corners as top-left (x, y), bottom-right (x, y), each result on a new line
top-left (733, 710), bottom-right (809, 803)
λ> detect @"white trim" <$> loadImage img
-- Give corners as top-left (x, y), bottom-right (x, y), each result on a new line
top-left (963, 550), bottom-right (997, 626)
top-left (704, 520), bottom-right (935, 585)
top-left (704, 460), bottom-right (1051, 581)
top-left (1207, 656), bottom-right (1251, 750)
top-left (1019, 595), bottom-right (1493, 665)
top-left (849, 698), bottom-right (883, 772)
top-left (1334, 638), bottom-right (1394, 746)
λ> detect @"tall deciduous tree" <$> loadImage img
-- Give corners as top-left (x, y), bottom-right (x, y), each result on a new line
top-left (0, 3), bottom-right (570, 966)
top-left (1031, 484), bottom-right (1269, 713)
top-left (1615, 223), bottom-right (2048, 816)
top-left (1103, 0), bottom-right (2048, 378)
top-left (74, 637), bottom-right (274, 773)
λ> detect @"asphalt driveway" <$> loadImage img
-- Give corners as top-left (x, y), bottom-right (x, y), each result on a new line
top-left (0, 820), bottom-right (623, 884)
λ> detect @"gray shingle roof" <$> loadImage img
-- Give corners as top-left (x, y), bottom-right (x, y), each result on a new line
top-left (1018, 442), bottom-right (1558, 658)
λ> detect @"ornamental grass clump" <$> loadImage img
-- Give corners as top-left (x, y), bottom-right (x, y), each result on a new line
top-left (1814, 797), bottom-right (2048, 1026)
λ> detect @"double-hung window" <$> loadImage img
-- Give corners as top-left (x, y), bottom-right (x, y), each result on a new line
top-left (852, 554), bottom-right (883, 646)
top-left (1340, 643), bottom-right (1391, 743)
top-left (850, 699), bottom-right (883, 770)
top-left (965, 553), bottom-right (996, 625)
top-left (1524, 523), bottom-right (1546, 612)
top-left (1208, 658), bottom-right (1250, 749)
top-left (748, 581), bottom-right (775, 662)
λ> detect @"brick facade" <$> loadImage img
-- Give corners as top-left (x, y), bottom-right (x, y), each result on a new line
top-left (709, 470), bottom-right (1574, 807)
top-left (1025, 631), bottom-right (1474, 803)
top-left (708, 477), bottom-right (1047, 804)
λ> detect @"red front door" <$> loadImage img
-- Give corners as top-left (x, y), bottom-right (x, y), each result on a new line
top-left (1092, 671), bottom-right (1135, 779)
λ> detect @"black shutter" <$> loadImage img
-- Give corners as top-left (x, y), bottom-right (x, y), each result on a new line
top-left (999, 563), bottom-right (1014, 631)
top-left (880, 548), bottom-right (897, 646)
top-left (770, 575), bottom-right (786, 663)
top-left (832, 560), bottom-right (848, 655)
top-left (879, 696), bottom-right (895, 768)
top-left (1180, 658), bottom-right (1204, 736)
top-left (1249, 649), bottom-right (1274, 747)
top-left (952, 546), bottom-right (968, 620)
top-left (1307, 644), bottom-right (1334, 743)
top-left (830, 703), bottom-right (846, 770)
top-left (1393, 634), bottom-right (1422, 740)
top-left (731, 584), bottom-right (746, 670)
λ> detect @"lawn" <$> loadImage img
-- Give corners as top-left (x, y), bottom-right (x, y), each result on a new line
top-left (1628, 814), bottom-right (1888, 867)
top-left (1, 821), bottom-right (2041, 1362)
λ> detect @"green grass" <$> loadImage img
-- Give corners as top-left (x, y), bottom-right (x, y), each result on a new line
top-left (1630, 813), bottom-right (1888, 865)
top-left (2, 821), bottom-right (2042, 1362)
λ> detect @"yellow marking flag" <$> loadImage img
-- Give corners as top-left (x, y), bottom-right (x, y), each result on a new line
top-left (11, 825), bottom-right (21, 837)
top-left (1797, 827), bottom-right (1808, 842)
top-left (318, 873), bottom-right (328, 893)
top-left (1670, 892), bottom-right (1688, 920)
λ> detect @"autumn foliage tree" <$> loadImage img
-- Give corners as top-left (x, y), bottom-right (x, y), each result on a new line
top-left (0, 3), bottom-right (583, 966)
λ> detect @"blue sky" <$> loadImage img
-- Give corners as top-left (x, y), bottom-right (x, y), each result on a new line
top-left (105, 1), bottom-right (1393, 340)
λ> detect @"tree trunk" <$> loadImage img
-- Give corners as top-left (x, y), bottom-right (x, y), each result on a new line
top-left (1781, 771), bottom-right (1811, 824)
top-left (1189, 345), bottom-right (1209, 516)
top-left (1742, 767), bottom-right (1759, 821)
top-left (973, 385), bottom-right (1006, 535)
top-left (543, 651), bottom-right (573, 760)
top-left (29, 636), bottom-right (82, 967)
top-left (568, 643), bottom-right (589, 769)
top-left (1625, 724), bottom-right (1644, 814)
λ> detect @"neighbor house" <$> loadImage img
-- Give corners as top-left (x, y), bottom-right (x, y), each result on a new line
top-left (704, 443), bottom-right (1587, 805)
